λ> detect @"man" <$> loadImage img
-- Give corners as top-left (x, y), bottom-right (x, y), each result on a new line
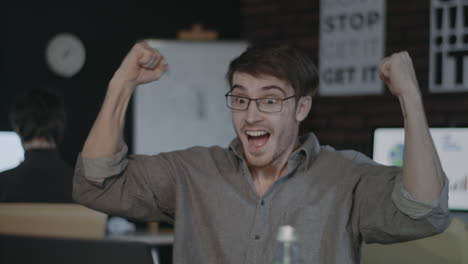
top-left (73, 42), bottom-right (450, 263)
top-left (0, 88), bottom-right (74, 202)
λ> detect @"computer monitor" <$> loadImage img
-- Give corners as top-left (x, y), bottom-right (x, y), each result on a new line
top-left (0, 131), bottom-right (24, 173)
top-left (373, 127), bottom-right (468, 211)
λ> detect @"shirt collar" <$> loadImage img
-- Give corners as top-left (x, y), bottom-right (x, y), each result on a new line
top-left (293, 133), bottom-right (321, 169)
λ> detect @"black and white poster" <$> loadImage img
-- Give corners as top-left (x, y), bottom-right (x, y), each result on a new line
top-left (319, 0), bottom-right (386, 96)
top-left (430, 0), bottom-right (468, 93)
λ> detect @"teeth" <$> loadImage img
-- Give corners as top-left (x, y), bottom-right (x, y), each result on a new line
top-left (246, 131), bottom-right (268, 137)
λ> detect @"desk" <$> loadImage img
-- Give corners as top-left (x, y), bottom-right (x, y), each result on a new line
top-left (107, 232), bottom-right (174, 264)
top-left (107, 232), bottom-right (174, 245)
top-left (0, 234), bottom-right (158, 264)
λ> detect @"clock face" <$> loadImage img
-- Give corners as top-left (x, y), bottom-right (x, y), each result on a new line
top-left (45, 33), bottom-right (86, 78)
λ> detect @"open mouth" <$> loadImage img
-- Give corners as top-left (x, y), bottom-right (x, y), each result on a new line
top-left (245, 130), bottom-right (270, 150)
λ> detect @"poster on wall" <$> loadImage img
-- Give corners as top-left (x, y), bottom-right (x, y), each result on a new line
top-left (319, 0), bottom-right (386, 96)
top-left (430, 0), bottom-right (468, 93)
top-left (133, 40), bottom-right (247, 155)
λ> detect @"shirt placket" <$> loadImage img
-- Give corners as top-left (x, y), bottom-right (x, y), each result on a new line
top-left (239, 147), bottom-right (306, 264)
top-left (243, 195), bottom-right (270, 264)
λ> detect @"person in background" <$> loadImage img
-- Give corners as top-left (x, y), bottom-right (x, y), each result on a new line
top-left (73, 42), bottom-right (450, 263)
top-left (0, 88), bottom-right (73, 202)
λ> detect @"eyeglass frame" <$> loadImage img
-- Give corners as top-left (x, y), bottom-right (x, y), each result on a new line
top-left (224, 91), bottom-right (296, 113)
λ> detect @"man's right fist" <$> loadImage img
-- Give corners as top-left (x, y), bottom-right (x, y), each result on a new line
top-left (112, 41), bottom-right (169, 88)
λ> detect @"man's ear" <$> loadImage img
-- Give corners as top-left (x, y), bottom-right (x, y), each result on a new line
top-left (295, 96), bottom-right (312, 122)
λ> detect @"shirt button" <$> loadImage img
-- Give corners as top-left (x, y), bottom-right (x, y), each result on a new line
top-left (254, 235), bottom-right (261, 240)
top-left (260, 200), bottom-right (265, 206)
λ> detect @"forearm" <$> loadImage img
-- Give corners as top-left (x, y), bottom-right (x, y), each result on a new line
top-left (82, 78), bottom-right (135, 158)
top-left (399, 88), bottom-right (444, 203)
top-left (81, 41), bottom-right (167, 158)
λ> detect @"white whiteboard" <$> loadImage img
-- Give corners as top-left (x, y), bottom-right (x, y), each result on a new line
top-left (133, 40), bottom-right (248, 155)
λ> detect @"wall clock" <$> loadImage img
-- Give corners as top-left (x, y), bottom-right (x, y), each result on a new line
top-left (45, 33), bottom-right (86, 78)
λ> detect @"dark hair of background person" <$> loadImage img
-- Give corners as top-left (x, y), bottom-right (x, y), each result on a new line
top-left (10, 88), bottom-right (66, 144)
top-left (226, 43), bottom-right (320, 99)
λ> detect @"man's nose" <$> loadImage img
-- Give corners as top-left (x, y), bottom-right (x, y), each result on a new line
top-left (245, 100), bottom-right (262, 124)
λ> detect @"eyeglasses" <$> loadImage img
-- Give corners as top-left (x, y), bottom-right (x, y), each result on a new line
top-left (225, 92), bottom-right (296, 113)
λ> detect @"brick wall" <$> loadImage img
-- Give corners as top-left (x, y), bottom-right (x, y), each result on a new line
top-left (241, 0), bottom-right (468, 156)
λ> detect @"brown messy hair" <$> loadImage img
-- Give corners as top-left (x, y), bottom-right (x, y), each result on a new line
top-left (10, 88), bottom-right (66, 144)
top-left (226, 43), bottom-right (319, 99)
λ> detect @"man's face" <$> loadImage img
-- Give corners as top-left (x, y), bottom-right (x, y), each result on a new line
top-left (230, 72), bottom-right (311, 169)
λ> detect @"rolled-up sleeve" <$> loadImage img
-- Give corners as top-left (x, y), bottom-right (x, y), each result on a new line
top-left (81, 145), bottom-right (129, 185)
top-left (72, 144), bottom-right (176, 223)
top-left (392, 174), bottom-right (449, 218)
top-left (349, 151), bottom-right (451, 244)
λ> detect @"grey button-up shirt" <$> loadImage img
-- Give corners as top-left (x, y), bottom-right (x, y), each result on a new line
top-left (73, 133), bottom-right (450, 264)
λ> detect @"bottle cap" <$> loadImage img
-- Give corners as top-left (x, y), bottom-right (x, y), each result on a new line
top-left (276, 225), bottom-right (297, 242)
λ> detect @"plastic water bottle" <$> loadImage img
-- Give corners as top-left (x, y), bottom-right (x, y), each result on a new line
top-left (272, 225), bottom-right (303, 264)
